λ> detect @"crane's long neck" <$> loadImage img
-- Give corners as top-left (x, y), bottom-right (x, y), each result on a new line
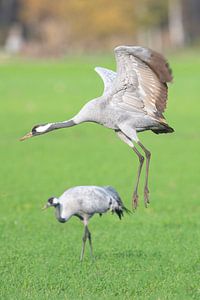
top-left (35, 98), bottom-right (103, 136)
top-left (50, 119), bottom-right (76, 130)
top-left (54, 204), bottom-right (72, 223)
top-left (55, 204), bottom-right (65, 223)
top-left (35, 118), bottom-right (77, 135)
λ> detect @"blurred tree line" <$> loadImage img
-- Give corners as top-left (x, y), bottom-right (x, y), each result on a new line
top-left (0, 0), bottom-right (199, 56)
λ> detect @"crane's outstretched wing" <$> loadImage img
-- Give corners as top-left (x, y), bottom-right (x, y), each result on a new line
top-left (111, 46), bottom-right (173, 122)
top-left (95, 67), bottom-right (116, 95)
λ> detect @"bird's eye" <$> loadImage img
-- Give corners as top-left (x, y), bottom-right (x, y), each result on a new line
top-left (48, 197), bottom-right (55, 204)
top-left (32, 123), bottom-right (49, 134)
top-left (32, 125), bottom-right (39, 134)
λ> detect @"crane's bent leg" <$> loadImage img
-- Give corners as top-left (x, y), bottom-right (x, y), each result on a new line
top-left (86, 226), bottom-right (94, 260)
top-left (132, 147), bottom-right (145, 209)
top-left (116, 130), bottom-right (144, 209)
top-left (80, 225), bottom-right (87, 262)
top-left (137, 141), bottom-right (151, 206)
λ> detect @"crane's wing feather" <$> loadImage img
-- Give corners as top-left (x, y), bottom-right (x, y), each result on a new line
top-left (111, 46), bottom-right (173, 122)
top-left (103, 186), bottom-right (132, 217)
top-left (95, 67), bottom-right (117, 95)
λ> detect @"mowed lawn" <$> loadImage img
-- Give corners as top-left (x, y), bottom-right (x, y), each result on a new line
top-left (0, 52), bottom-right (200, 300)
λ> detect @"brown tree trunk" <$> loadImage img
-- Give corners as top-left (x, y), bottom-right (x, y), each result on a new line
top-left (168, 0), bottom-right (185, 47)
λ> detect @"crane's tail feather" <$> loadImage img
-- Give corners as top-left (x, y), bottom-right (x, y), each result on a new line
top-left (115, 209), bottom-right (123, 220)
top-left (103, 186), bottom-right (132, 219)
top-left (115, 205), bottom-right (132, 219)
top-left (122, 206), bottom-right (132, 215)
top-left (152, 123), bottom-right (174, 134)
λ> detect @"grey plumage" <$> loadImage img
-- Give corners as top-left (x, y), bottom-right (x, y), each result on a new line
top-left (43, 185), bottom-right (129, 261)
top-left (21, 45), bottom-right (174, 208)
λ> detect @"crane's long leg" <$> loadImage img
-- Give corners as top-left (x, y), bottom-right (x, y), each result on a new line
top-left (132, 147), bottom-right (145, 208)
top-left (80, 225), bottom-right (87, 262)
top-left (80, 224), bottom-right (94, 261)
top-left (86, 226), bottom-right (94, 259)
top-left (137, 141), bottom-right (151, 206)
top-left (116, 131), bottom-right (144, 209)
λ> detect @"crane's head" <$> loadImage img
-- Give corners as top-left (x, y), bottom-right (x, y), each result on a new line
top-left (20, 123), bottom-right (53, 141)
top-left (43, 197), bottom-right (59, 210)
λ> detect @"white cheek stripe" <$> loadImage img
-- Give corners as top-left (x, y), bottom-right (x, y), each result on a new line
top-left (53, 197), bottom-right (59, 205)
top-left (37, 123), bottom-right (52, 133)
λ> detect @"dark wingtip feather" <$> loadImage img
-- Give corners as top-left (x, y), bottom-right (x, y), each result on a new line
top-left (115, 206), bottom-right (132, 219)
top-left (115, 208), bottom-right (123, 219)
top-left (123, 206), bottom-right (132, 215)
top-left (150, 52), bottom-right (173, 83)
top-left (152, 125), bottom-right (174, 134)
top-left (115, 46), bottom-right (173, 83)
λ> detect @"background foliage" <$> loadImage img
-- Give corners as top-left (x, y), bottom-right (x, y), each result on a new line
top-left (0, 0), bottom-right (200, 54)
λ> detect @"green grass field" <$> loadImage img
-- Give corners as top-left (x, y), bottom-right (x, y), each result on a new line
top-left (0, 52), bottom-right (200, 299)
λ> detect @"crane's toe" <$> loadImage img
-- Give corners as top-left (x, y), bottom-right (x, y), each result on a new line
top-left (144, 187), bottom-right (150, 207)
top-left (132, 193), bottom-right (139, 210)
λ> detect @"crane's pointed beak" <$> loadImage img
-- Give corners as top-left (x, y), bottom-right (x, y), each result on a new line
top-left (19, 132), bottom-right (33, 141)
top-left (42, 204), bottom-right (50, 210)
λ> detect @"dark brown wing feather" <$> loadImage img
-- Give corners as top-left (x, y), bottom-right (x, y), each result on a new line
top-left (132, 48), bottom-right (173, 83)
top-left (113, 46), bottom-right (173, 122)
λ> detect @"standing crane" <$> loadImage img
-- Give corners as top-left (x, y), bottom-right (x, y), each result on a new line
top-left (43, 185), bottom-right (129, 261)
top-left (21, 46), bottom-right (174, 209)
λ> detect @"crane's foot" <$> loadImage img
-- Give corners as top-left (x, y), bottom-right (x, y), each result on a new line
top-left (144, 187), bottom-right (150, 207)
top-left (132, 192), bottom-right (139, 210)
